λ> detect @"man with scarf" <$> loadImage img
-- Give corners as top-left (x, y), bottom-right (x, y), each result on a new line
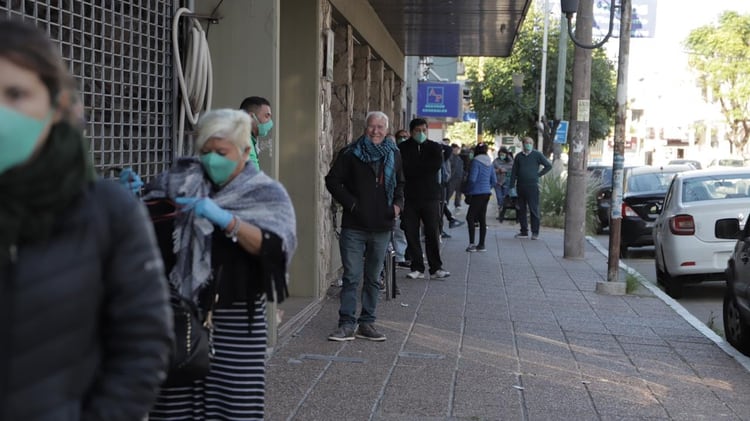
top-left (325, 111), bottom-right (404, 342)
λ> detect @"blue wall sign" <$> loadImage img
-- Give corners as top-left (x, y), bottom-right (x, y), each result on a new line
top-left (417, 82), bottom-right (461, 118)
top-left (553, 120), bottom-right (569, 144)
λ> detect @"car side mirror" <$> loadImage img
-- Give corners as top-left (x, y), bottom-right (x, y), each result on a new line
top-left (715, 218), bottom-right (741, 239)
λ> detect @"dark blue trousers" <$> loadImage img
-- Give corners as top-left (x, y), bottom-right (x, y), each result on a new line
top-left (517, 184), bottom-right (541, 235)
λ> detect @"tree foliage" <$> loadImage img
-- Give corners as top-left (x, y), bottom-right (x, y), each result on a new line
top-left (466, 7), bottom-right (617, 156)
top-left (684, 11), bottom-right (750, 152)
top-left (444, 122), bottom-right (477, 147)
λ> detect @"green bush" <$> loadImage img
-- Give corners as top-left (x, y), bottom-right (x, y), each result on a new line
top-left (538, 172), bottom-right (601, 235)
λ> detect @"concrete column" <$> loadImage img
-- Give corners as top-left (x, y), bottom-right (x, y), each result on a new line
top-left (392, 78), bottom-right (404, 131)
top-left (332, 24), bottom-right (353, 150)
top-left (352, 44), bottom-right (371, 138)
top-left (383, 69), bottom-right (394, 130)
top-left (279, 0), bottom-right (321, 299)
top-left (369, 58), bottom-right (384, 112)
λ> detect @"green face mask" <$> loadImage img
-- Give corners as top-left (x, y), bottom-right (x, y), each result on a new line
top-left (397, 137), bottom-right (407, 144)
top-left (253, 114), bottom-right (274, 137)
top-left (0, 105), bottom-right (52, 175)
top-left (200, 152), bottom-right (238, 185)
top-left (415, 132), bottom-right (427, 144)
top-left (499, 154), bottom-right (506, 160)
top-left (523, 143), bottom-right (533, 152)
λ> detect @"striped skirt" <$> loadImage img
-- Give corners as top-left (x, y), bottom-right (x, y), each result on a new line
top-left (150, 298), bottom-right (267, 420)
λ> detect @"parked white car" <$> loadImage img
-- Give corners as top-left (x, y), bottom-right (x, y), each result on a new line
top-left (653, 167), bottom-right (750, 298)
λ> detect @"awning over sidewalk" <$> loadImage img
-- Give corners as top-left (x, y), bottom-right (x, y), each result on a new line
top-left (368, 0), bottom-right (532, 57)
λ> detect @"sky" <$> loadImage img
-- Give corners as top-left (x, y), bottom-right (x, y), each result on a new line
top-left (596, 0), bottom-right (750, 138)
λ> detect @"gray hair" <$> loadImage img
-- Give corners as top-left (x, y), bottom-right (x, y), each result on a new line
top-left (194, 109), bottom-right (252, 153)
top-left (365, 111), bottom-right (389, 129)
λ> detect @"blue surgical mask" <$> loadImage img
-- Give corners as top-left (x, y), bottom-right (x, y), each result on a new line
top-left (253, 114), bottom-right (274, 137)
top-left (200, 152), bottom-right (238, 185)
top-left (0, 105), bottom-right (52, 175)
top-left (397, 137), bottom-right (407, 144)
top-left (499, 154), bottom-right (507, 160)
top-left (523, 143), bottom-right (533, 152)
top-left (415, 132), bottom-right (427, 144)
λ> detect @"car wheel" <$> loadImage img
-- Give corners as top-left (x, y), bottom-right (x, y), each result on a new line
top-left (655, 263), bottom-right (667, 287)
top-left (723, 290), bottom-right (750, 356)
top-left (619, 244), bottom-right (629, 259)
top-left (664, 275), bottom-right (683, 299)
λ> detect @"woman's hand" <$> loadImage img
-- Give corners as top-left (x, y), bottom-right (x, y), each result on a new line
top-left (175, 197), bottom-right (233, 229)
top-left (118, 167), bottom-right (143, 194)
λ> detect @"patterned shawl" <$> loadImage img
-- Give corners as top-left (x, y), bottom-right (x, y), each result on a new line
top-left (144, 158), bottom-right (297, 301)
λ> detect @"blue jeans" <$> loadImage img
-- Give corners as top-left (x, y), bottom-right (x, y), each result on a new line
top-left (493, 184), bottom-right (508, 208)
top-left (338, 228), bottom-right (391, 327)
top-left (391, 215), bottom-right (407, 262)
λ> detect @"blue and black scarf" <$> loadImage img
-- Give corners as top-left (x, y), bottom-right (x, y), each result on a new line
top-left (350, 135), bottom-right (398, 205)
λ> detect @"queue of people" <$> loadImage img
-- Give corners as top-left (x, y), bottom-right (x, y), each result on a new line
top-left (1, 17), bottom-right (557, 421)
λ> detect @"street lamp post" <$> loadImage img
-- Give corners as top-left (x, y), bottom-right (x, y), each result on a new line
top-left (538, 0), bottom-right (549, 153)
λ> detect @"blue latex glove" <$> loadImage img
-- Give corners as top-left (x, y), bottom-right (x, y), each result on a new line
top-left (119, 167), bottom-right (143, 194)
top-left (509, 187), bottom-right (518, 198)
top-left (175, 197), bottom-right (234, 229)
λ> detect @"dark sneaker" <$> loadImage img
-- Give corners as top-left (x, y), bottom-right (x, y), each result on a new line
top-left (466, 244), bottom-right (477, 252)
top-left (328, 325), bottom-right (355, 341)
top-left (356, 324), bottom-right (386, 341)
top-left (396, 261), bottom-right (411, 269)
top-left (514, 233), bottom-right (529, 239)
top-left (531, 233), bottom-right (539, 240)
top-left (441, 231), bottom-right (452, 238)
top-left (476, 245), bottom-right (487, 252)
top-left (377, 280), bottom-right (386, 292)
top-left (449, 220), bottom-right (465, 229)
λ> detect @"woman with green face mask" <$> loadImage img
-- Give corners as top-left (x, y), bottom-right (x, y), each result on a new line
top-left (0, 19), bottom-right (173, 421)
top-left (143, 109), bottom-right (297, 420)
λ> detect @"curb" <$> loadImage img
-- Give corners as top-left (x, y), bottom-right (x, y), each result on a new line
top-left (585, 235), bottom-right (750, 373)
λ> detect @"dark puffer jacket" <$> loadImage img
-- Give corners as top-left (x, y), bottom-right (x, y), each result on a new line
top-left (0, 180), bottom-right (173, 421)
top-left (325, 144), bottom-right (405, 232)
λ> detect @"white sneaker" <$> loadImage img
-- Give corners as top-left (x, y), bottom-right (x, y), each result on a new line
top-left (432, 269), bottom-right (450, 279)
top-left (406, 271), bottom-right (425, 279)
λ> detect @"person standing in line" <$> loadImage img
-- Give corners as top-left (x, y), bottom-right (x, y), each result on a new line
top-left (509, 137), bottom-right (552, 240)
top-left (239, 96), bottom-right (274, 170)
top-left (390, 129), bottom-right (410, 268)
top-left (446, 143), bottom-right (465, 214)
top-left (144, 109), bottom-right (297, 421)
top-left (463, 143), bottom-right (496, 252)
top-left (492, 146), bottom-right (514, 221)
top-left (394, 129), bottom-right (410, 144)
top-left (455, 145), bottom-right (473, 211)
top-left (399, 118), bottom-right (450, 280)
top-left (0, 19), bottom-right (173, 420)
top-left (437, 138), bottom-right (464, 238)
top-left (325, 111), bottom-right (404, 341)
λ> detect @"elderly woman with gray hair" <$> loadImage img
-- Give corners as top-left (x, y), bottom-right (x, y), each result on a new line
top-left (144, 109), bottom-right (297, 420)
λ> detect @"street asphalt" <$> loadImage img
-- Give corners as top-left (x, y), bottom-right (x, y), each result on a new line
top-left (265, 214), bottom-right (750, 420)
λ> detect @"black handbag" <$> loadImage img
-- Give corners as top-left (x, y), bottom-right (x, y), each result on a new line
top-left (145, 199), bottom-right (216, 387)
top-left (163, 284), bottom-right (214, 387)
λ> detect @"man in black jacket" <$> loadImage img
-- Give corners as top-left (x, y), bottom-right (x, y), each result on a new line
top-left (325, 111), bottom-right (404, 342)
top-left (399, 118), bottom-right (451, 280)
